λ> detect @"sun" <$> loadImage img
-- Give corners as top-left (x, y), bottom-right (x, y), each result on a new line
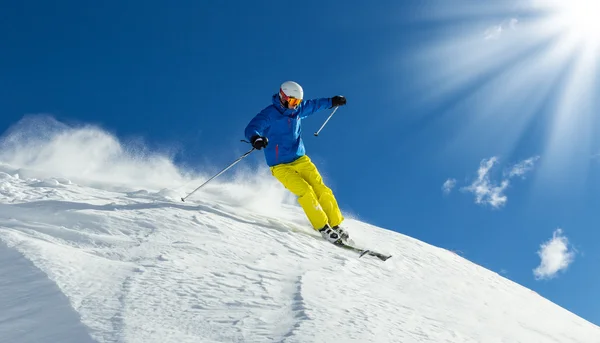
top-left (400, 0), bottom-right (600, 186)
top-left (547, 0), bottom-right (600, 45)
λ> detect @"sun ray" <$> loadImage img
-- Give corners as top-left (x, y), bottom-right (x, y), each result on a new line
top-left (395, 0), bottom-right (600, 189)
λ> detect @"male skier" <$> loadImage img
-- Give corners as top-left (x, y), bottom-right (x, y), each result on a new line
top-left (244, 81), bottom-right (348, 244)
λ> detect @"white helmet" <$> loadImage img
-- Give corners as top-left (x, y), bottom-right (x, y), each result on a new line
top-left (279, 81), bottom-right (303, 108)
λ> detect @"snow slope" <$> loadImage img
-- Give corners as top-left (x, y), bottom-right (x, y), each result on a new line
top-left (0, 120), bottom-right (599, 343)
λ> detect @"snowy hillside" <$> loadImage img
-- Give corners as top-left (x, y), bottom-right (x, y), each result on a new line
top-left (1, 119), bottom-right (599, 343)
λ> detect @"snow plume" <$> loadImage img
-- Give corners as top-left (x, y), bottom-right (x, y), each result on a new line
top-left (202, 162), bottom-right (297, 216)
top-left (534, 229), bottom-right (576, 280)
top-left (0, 115), bottom-right (293, 212)
top-left (460, 156), bottom-right (539, 208)
top-left (442, 178), bottom-right (457, 195)
top-left (0, 115), bottom-right (187, 190)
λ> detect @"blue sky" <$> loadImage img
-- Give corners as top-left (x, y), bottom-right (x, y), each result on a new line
top-left (2, 0), bottom-right (599, 325)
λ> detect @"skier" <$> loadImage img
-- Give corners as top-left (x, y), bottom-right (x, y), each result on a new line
top-left (244, 81), bottom-right (349, 244)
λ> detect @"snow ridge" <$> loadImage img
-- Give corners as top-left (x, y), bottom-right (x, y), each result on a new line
top-left (0, 118), bottom-right (598, 342)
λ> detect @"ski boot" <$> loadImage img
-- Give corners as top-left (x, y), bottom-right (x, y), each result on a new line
top-left (319, 224), bottom-right (344, 245)
top-left (332, 225), bottom-right (350, 242)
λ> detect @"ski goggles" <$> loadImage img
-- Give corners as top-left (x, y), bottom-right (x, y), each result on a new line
top-left (279, 89), bottom-right (302, 108)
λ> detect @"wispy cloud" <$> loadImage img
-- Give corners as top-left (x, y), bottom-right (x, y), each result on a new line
top-left (484, 25), bottom-right (503, 40)
top-left (459, 156), bottom-right (539, 209)
top-left (533, 229), bottom-right (576, 280)
top-left (461, 157), bottom-right (509, 208)
top-left (484, 18), bottom-right (519, 40)
top-left (506, 156), bottom-right (540, 178)
top-left (442, 178), bottom-right (457, 195)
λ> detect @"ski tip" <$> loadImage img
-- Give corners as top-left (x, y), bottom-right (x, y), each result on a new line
top-left (313, 132), bottom-right (319, 136)
top-left (181, 198), bottom-right (185, 202)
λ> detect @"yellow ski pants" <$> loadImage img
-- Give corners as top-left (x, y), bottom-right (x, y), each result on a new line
top-left (270, 155), bottom-right (344, 230)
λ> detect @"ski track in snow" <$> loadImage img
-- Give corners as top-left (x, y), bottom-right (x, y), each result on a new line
top-left (0, 169), bottom-right (599, 343)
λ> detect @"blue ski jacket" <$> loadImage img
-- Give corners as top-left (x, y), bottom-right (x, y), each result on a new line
top-left (245, 94), bottom-right (333, 167)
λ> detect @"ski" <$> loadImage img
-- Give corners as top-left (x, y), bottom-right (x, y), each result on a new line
top-left (333, 241), bottom-right (392, 261)
top-left (238, 218), bottom-right (392, 261)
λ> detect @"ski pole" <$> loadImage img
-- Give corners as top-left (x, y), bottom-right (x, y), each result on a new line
top-left (181, 148), bottom-right (255, 202)
top-left (314, 106), bottom-right (340, 137)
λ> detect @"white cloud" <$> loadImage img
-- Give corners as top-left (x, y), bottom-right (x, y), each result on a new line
top-left (533, 229), bottom-right (576, 280)
top-left (484, 18), bottom-right (519, 40)
top-left (506, 156), bottom-right (540, 178)
top-left (487, 180), bottom-right (509, 207)
top-left (460, 156), bottom-right (539, 209)
top-left (442, 178), bottom-right (457, 195)
top-left (461, 157), bottom-right (509, 208)
top-left (484, 25), bottom-right (503, 40)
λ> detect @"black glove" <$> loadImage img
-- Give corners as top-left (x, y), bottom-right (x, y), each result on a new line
top-left (250, 135), bottom-right (268, 150)
top-left (331, 95), bottom-right (347, 107)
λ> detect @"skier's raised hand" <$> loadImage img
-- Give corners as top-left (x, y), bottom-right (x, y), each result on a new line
top-left (331, 96), bottom-right (347, 107)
